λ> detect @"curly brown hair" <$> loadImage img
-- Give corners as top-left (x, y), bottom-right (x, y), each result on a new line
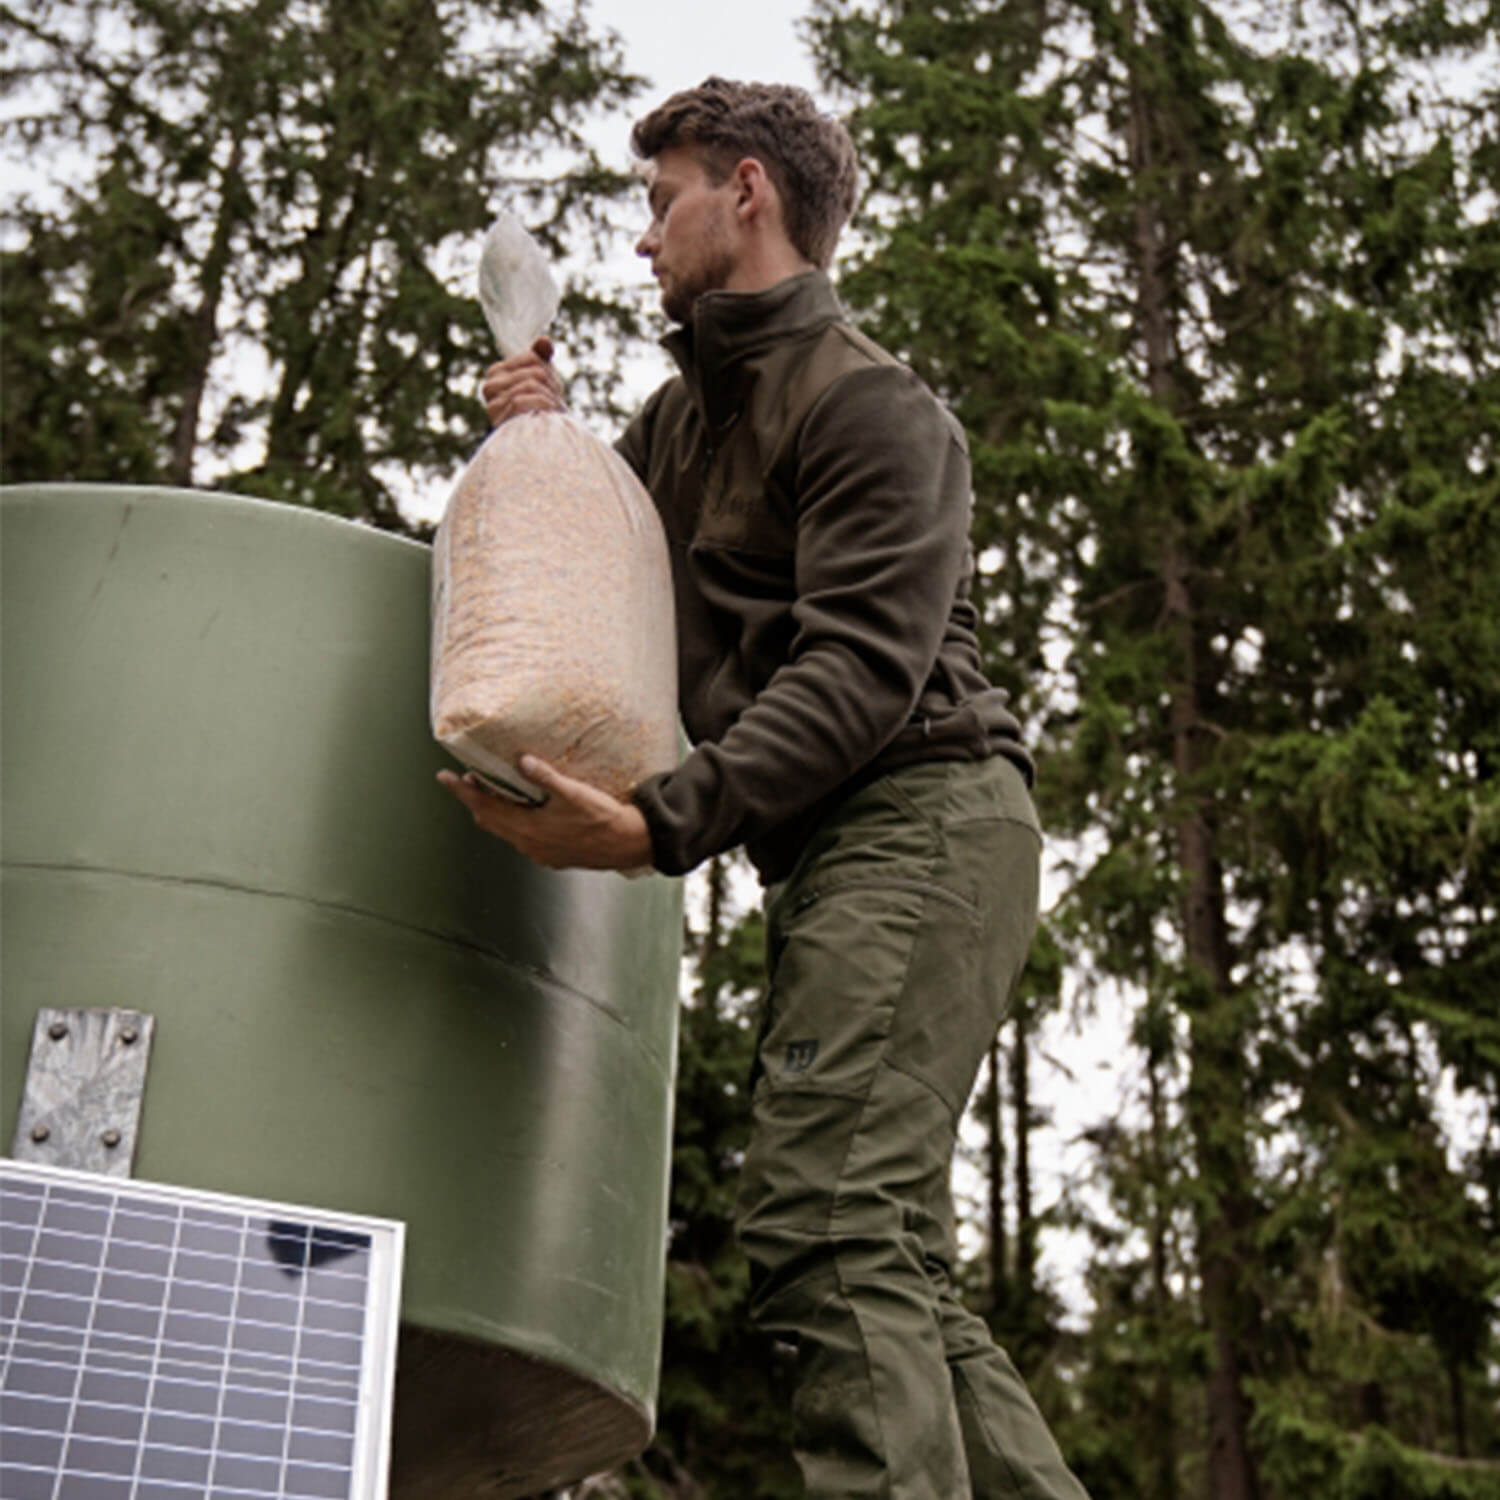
top-left (630, 78), bottom-right (858, 269)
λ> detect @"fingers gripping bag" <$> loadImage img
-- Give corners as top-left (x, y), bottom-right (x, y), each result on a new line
top-left (431, 213), bottom-right (679, 806)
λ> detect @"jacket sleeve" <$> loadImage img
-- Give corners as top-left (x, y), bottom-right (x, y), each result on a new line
top-left (632, 363), bottom-right (973, 875)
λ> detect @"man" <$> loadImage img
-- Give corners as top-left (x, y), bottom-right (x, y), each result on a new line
top-left (440, 78), bottom-right (1090, 1500)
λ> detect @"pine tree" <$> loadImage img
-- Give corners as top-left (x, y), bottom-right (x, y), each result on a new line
top-left (1, 0), bottom-right (644, 531)
top-left (809, 0), bottom-right (1500, 1494)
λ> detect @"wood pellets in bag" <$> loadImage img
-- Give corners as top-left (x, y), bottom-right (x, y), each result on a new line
top-left (430, 411), bottom-right (679, 805)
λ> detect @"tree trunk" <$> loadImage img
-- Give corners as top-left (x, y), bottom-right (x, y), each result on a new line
top-left (1123, 5), bottom-right (1262, 1496)
top-left (1167, 572), bottom-right (1260, 1500)
top-left (263, 80), bottom-right (370, 481)
top-left (1449, 1361), bottom-right (1468, 1459)
top-left (705, 855), bottom-right (725, 961)
top-left (987, 1033), bottom-right (1009, 1319)
top-left (1146, 1009), bottom-right (1179, 1500)
top-left (699, 855), bottom-right (726, 1014)
top-left (1011, 998), bottom-right (1035, 1315)
top-left (168, 132), bottom-right (244, 487)
top-left (1358, 1381), bottom-right (1388, 1428)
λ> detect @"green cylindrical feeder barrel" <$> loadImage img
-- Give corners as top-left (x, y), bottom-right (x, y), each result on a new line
top-left (0, 484), bottom-right (682, 1497)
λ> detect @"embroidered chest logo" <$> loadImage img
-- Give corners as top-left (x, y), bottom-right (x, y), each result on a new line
top-left (784, 1039), bottom-right (820, 1074)
top-left (708, 489), bottom-right (758, 519)
top-left (697, 484), bottom-right (795, 553)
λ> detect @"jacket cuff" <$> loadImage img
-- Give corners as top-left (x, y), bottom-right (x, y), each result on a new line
top-left (631, 772), bottom-right (694, 877)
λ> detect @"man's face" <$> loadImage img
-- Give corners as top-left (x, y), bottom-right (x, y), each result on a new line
top-left (635, 146), bottom-right (739, 324)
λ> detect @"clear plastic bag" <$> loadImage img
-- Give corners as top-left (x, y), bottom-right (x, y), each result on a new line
top-left (430, 412), bottom-right (679, 804)
top-left (432, 213), bottom-right (678, 805)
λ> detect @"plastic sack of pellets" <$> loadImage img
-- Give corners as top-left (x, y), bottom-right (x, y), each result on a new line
top-left (430, 212), bottom-right (678, 805)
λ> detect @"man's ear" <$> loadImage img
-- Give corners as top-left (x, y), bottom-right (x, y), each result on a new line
top-left (729, 157), bottom-right (776, 223)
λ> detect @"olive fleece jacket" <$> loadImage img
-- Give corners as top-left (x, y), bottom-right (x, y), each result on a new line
top-left (618, 270), bottom-right (1033, 882)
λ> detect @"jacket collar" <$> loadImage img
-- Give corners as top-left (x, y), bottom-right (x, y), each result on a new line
top-left (661, 270), bottom-right (844, 432)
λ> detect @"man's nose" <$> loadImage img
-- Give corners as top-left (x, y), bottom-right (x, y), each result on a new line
top-left (635, 224), bottom-right (658, 258)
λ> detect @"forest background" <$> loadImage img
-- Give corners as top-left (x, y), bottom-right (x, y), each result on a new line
top-left (3, 1), bottom-right (1498, 1497)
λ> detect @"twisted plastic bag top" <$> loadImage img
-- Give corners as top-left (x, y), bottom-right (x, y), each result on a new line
top-left (432, 211), bottom-right (678, 810)
top-left (478, 210), bottom-right (560, 358)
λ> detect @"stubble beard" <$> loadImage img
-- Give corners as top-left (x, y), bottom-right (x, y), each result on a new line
top-left (660, 212), bottom-right (737, 325)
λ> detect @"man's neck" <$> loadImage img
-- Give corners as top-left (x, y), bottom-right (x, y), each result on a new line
top-left (722, 240), bottom-right (817, 296)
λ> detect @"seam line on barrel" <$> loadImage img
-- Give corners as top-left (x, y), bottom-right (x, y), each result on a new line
top-left (5, 859), bottom-right (670, 1060)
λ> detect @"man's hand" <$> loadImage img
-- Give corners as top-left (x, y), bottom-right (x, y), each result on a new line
top-left (480, 336), bottom-right (566, 425)
top-left (437, 755), bottom-right (654, 872)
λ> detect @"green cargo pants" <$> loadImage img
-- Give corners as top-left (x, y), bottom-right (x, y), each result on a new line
top-left (735, 757), bottom-right (1090, 1500)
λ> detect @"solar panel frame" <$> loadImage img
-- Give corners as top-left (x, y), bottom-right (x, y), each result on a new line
top-left (0, 1158), bottom-right (404, 1500)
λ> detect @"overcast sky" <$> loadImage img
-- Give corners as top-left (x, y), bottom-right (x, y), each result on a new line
top-left (587, 0), bottom-right (824, 155)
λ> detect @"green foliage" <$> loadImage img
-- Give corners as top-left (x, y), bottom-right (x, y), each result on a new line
top-left (1, 0), bottom-right (645, 531)
top-left (810, 0), bottom-right (1500, 1495)
top-left (1255, 1404), bottom-right (1500, 1500)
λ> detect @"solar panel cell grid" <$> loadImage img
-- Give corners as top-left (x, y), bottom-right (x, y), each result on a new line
top-left (0, 1164), bottom-right (397, 1500)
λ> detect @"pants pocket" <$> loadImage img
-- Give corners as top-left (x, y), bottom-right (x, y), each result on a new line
top-left (757, 879), bottom-right (928, 1100)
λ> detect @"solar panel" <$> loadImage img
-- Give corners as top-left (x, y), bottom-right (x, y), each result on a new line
top-left (0, 1160), bottom-right (403, 1500)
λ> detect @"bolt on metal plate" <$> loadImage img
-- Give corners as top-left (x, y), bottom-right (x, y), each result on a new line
top-left (11, 1008), bottom-right (155, 1177)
